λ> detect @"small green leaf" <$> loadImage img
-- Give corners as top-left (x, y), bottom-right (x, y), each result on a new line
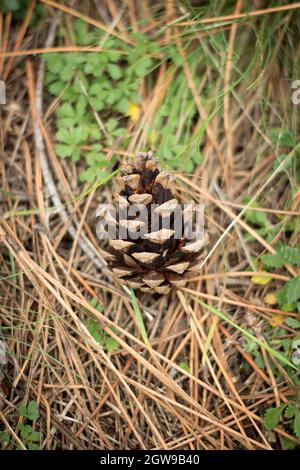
top-left (88, 126), bottom-right (101, 140)
top-left (63, 87), bottom-right (78, 103)
top-left (0, 431), bottom-right (10, 447)
top-left (94, 169), bottom-right (110, 180)
top-left (56, 128), bottom-right (72, 144)
top-left (282, 303), bottom-right (295, 312)
top-left (270, 128), bottom-right (296, 148)
top-left (273, 153), bottom-right (293, 171)
top-left (116, 97), bottom-right (129, 114)
top-left (243, 336), bottom-right (260, 355)
top-left (20, 424), bottom-right (32, 439)
top-left (44, 54), bottom-right (64, 74)
top-left (280, 245), bottom-right (300, 265)
top-left (109, 51), bottom-right (121, 62)
top-left (59, 67), bottom-right (74, 82)
top-left (57, 117), bottom-right (77, 128)
top-left (276, 284), bottom-right (289, 306)
top-left (112, 127), bottom-right (126, 137)
top-left (105, 334), bottom-right (119, 353)
top-left (262, 253), bottom-right (286, 268)
top-left (18, 404), bottom-right (27, 417)
top-left (27, 443), bottom-right (40, 450)
top-left (179, 361), bottom-right (189, 372)
top-left (106, 118), bottom-right (118, 133)
top-left (286, 277), bottom-right (300, 304)
top-left (184, 159), bottom-right (194, 173)
top-left (57, 103), bottom-right (75, 118)
top-left (293, 409), bottom-right (300, 439)
top-left (79, 167), bottom-right (95, 183)
top-left (91, 144), bottom-right (102, 152)
top-left (107, 64), bottom-right (122, 80)
top-left (71, 148), bottom-right (80, 162)
top-left (86, 319), bottom-right (103, 345)
top-left (285, 404), bottom-right (296, 419)
top-left (192, 151), bottom-right (204, 165)
top-left (27, 400), bottom-right (39, 421)
top-left (243, 197), bottom-right (268, 227)
top-left (71, 127), bottom-right (87, 144)
top-left (49, 80), bottom-right (65, 96)
top-left (89, 83), bottom-right (103, 96)
top-left (28, 431), bottom-right (40, 442)
top-left (282, 437), bottom-right (297, 449)
top-left (286, 318), bottom-right (300, 329)
top-left (263, 404), bottom-right (286, 430)
top-left (76, 95), bottom-right (87, 117)
top-left (74, 19), bottom-right (88, 46)
top-left (56, 144), bottom-right (73, 158)
top-left (134, 57), bottom-right (152, 77)
top-left (89, 298), bottom-right (104, 312)
top-left (90, 97), bottom-right (104, 112)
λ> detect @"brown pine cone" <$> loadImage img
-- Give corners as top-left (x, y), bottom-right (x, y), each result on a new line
top-left (98, 152), bottom-right (207, 294)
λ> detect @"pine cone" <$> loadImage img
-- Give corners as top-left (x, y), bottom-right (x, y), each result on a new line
top-left (98, 152), bottom-right (207, 294)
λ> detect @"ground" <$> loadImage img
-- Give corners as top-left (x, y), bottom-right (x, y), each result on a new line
top-left (0, 0), bottom-right (300, 451)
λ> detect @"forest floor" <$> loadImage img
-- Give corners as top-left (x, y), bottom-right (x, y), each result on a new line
top-left (0, 0), bottom-right (300, 450)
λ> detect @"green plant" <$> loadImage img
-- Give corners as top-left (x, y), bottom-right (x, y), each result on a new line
top-left (261, 243), bottom-right (300, 311)
top-left (270, 128), bottom-right (296, 149)
top-left (179, 361), bottom-right (190, 372)
top-left (17, 400), bottom-right (41, 450)
top-left (85, 298), bottom-right (119, 353)
top-left (243, 197), bottom-right (268, 228)
top-left (86, 318), bottom-right (119, 353)
top-left (243, 268), bottom-right (300, 373)
top-left (264, 242), bottom-right (300, 311)
top-left (277, 276), bottom-right (300, 309)
top-left (270, 127), bottom-right (300, 186)
top-left (19, 400), bottom-right (39, 421)
top-left (263, 392), bottom-right (300, 445)
top-left (242, 196), bottom-right (283, 244)
top-left (44, 19), bottom-right (216, 180)
top-left (44, 21), bottom-right (158, 182)
top-left (0, 430), bottom-right (10, 449)
top-left (242, 337), bottom-right (265, 369)
top-left (262, 244), bottom-right (300, 269)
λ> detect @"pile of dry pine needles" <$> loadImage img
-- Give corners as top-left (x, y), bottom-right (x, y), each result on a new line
top-left (1, 0), bottom-right (300, 450)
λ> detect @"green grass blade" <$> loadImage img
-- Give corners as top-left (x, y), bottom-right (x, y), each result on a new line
top-left (130, 289), bottom-right (150, 346)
